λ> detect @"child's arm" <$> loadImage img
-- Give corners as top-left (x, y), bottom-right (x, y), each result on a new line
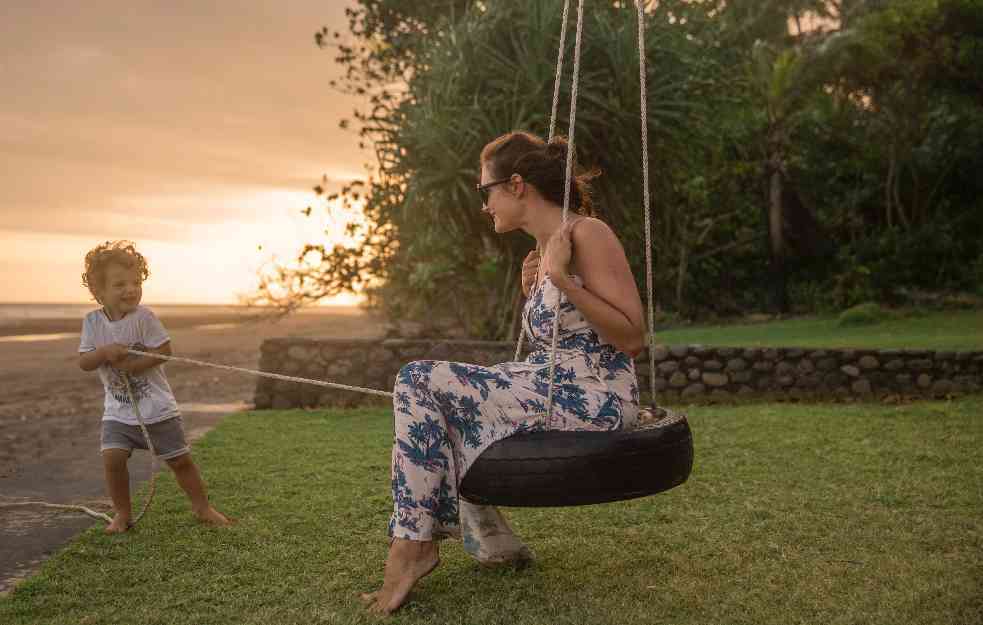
top-left (115, 341), bottom-right (172, 375)
top-left (79, 344), bottom-right (129, 371)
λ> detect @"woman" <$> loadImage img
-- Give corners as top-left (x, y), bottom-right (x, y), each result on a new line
top-left (361, 131), bottom-right (646, 614)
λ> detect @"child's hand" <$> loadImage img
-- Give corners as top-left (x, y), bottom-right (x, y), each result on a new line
top-left (102, 343), bottom-right (130, 365)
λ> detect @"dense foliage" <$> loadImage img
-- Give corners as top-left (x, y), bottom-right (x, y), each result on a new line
top-left (258, 0), bottom-right (983, 337)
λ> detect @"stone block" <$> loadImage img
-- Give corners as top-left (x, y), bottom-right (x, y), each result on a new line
top-left (917, 373), bottom-right (932, 388)
top-left (797, 360), bottom-right (816, 374)
top-left (704, 360), bottom-right (724, 371)
top-left (841, 365), bottom-right (860, 378)
top-left (884, 359), bottom-right (905, 371)
top-left (726, 358), bottom-right (748, 372)
top-left (287, 344), bottom-right (314, 361)
top-left (858, 355), bottom-right (880, 370)
top-left (669, 371), bottom-right (688, 388)
top-left (775, 362), bottom-right (795, 376)
top-left (851, 379), bottom-right (872, 395)
top-left (670, 346), bottom-right (689, 358)
top-left (272, 395), bottom-right (295, 410)
top-left (682, 383), bottom-right (706, 398)
top-left (702, 372), bottom-right (729, 387)
top-left (657, 361), bottom-right (679, 374)
top-left (931, 379), bottom-right (955, 397)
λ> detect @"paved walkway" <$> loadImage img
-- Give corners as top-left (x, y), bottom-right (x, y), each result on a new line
top-left (0, 404), bottom-right (241, 595)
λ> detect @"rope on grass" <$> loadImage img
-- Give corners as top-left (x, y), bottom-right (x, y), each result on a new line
top-left (0, 500), bottom-right (113, 524)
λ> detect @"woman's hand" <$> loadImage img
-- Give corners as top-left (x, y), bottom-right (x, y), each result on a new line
top-left (521, 249), bottom-right (540, 296)
top-left (544, 221), bottom-right (574, 283)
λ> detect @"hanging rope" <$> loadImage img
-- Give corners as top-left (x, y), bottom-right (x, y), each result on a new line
top-left (545, 0), bottom-right (586, 429)
top-left (514, 0), bottom-right (572, 363)
top-left (636, 0), bottom-right (658, 403)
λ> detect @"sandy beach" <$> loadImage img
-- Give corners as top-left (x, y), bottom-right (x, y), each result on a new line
top-left (0, 305), bottom-right (383, 591)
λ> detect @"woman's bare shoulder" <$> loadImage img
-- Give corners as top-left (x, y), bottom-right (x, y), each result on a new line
top-left (571, 217), bottom-right (621, 250)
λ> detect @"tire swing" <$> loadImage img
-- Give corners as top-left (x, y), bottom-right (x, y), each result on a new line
top-left (460, 0), bottom-right (693, 508)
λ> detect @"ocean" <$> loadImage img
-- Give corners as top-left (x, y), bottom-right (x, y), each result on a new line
top-left (0, 303), bottom-right (261, 343)
top-left (0, 302), bottom-right (248, 323)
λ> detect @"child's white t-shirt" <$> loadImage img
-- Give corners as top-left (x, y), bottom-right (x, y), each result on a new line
top-left (78, 306), bottom-right (180, 425)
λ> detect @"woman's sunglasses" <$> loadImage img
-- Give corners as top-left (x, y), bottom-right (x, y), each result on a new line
top-left (476, 177), bottom-right (511, 207)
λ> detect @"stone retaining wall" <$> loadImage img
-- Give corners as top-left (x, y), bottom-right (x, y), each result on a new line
top-left (254, 338), bottom-right (983, 409)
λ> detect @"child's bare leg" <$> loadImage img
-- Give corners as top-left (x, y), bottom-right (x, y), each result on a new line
top-left (102, 449), bottom-right (132, 533)
top-left (165, 453), bottom-right (232, 525)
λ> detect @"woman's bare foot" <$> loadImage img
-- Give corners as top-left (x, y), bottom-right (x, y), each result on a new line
top-left (193, 506), bottom-right (234, 526)
top-left (360, 539), bottom-right (440, 615)
top-left (105, 514), bottom-right (130, 534)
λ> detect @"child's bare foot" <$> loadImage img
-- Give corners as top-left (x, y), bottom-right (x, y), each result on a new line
top-left (105, 515), bottom-right (130, 534)
top-left (360, 539), bottom-right (440, 615)
top-left (194, 506), bottom-right (234, 526)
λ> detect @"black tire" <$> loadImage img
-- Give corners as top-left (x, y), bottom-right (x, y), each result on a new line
top-left (460, 409), bottom-right (693, 507)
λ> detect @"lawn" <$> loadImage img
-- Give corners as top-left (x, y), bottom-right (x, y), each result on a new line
top-left (655, 309), bottom-right (983, 350)
top-left (2, 399), bottom-right (981, 625)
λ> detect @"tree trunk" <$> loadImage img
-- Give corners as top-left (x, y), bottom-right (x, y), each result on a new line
top-left (768, 165), bottom-right (789, 314)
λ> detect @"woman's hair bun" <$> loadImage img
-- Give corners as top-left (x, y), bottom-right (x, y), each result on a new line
top-left (545, 137), bottom-right (569, 160)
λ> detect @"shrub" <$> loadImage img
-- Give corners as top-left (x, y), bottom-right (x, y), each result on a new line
top-left (837, 302), bottom-right (887, 326)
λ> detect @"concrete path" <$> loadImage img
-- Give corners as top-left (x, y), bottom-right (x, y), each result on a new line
top-left (0, 403), bottom-right (242, 595)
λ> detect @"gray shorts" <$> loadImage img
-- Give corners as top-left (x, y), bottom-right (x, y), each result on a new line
top-left (100, 416), bottom-right (190, 460)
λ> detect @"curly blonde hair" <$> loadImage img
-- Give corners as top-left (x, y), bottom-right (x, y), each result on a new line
top-left (82, 240), bottom-right (151, 303)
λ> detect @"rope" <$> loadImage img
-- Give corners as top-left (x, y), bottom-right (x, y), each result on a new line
top-left (545, 0), bottom-right (585, 429)
top-left (514, 0), bottom-right (572, 363)
top-left (636, 0), bottom-right (657, 403)
top-left (126, 349), bottom-right (394, 398)
top-left (123, 373), bottom-right (158, 527)
top-left (547, 0), bottom-right (572, 142)
top-left (0, 501), bottom-right (113, 524)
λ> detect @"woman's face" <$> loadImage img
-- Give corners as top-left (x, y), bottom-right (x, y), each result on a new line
top-left (479, 163), bottom-right (521, 234)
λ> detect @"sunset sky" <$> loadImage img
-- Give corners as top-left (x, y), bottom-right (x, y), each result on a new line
top-left (1, 1), bottom-right (367, 305)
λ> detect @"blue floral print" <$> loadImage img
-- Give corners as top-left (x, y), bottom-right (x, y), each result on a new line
top-left (389, 275), bottom-right (639, 541)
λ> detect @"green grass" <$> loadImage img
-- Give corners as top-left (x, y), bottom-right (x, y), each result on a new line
top-left (656, 309), bottom-right (983, 350)
top-left (3, 400), bottom-right (982, 625)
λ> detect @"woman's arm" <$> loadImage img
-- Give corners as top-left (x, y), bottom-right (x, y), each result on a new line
top-left (546, 218), bottom-right (646, 356)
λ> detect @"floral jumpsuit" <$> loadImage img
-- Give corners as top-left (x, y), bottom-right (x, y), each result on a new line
top-left (389, 275), bottom-right (640, 561)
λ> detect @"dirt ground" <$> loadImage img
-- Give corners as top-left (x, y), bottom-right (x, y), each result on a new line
top-left (0, 306), bottom-right (383, 594)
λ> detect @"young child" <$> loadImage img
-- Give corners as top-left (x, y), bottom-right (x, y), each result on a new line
top-left (78, 240), bottom-right (231, 533)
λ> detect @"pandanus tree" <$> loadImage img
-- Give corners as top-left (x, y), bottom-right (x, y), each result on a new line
top-left (255, 0), bottom-right (727, 338)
